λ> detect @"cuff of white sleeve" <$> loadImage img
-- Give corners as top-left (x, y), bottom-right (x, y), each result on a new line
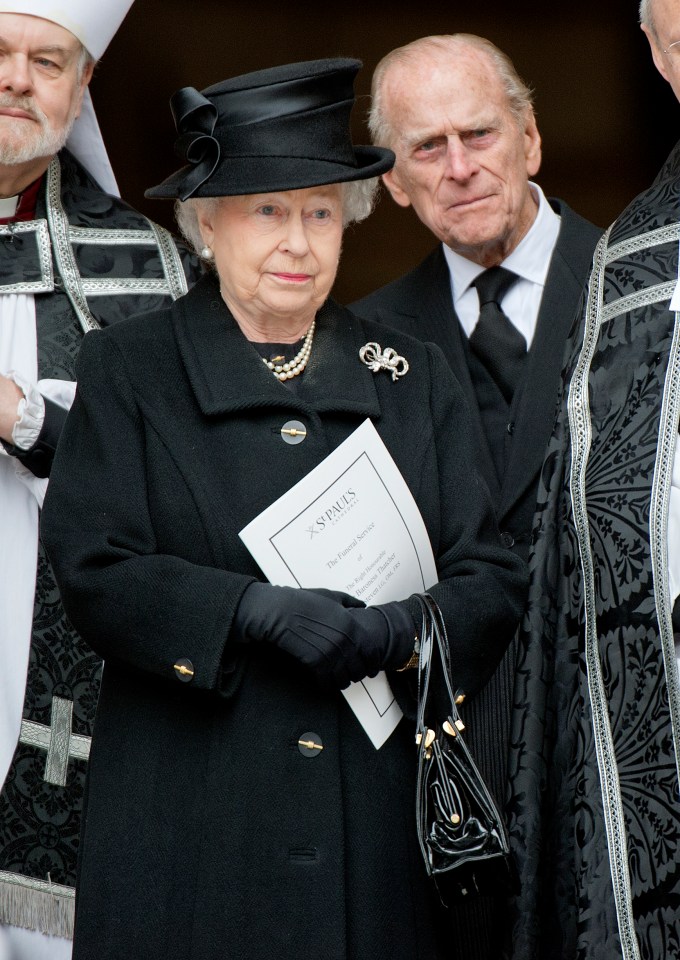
top-left (6, 371), bottom-right (45, 450)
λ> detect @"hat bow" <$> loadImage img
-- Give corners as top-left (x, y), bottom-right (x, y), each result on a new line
top-left (170, 87), bottom-right (221, 201)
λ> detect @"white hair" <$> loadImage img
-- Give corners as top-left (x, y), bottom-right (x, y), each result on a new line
top-left (78, 45), bottom-right (96, 82)
top-left (369, 34), bottom-right (535, 149)
top-left (639, 0), bottom-right (656, 36)
top-left (342, 178), bottom-right (380, 225)
top-left (174, 178), bottom-right (379, 261)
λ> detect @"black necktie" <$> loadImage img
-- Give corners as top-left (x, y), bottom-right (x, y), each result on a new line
top-left (469, 266), bottom-right (526, 403)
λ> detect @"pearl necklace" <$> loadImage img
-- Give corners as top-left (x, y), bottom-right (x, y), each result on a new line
top-left (262, 320), bottom-right (315, 381)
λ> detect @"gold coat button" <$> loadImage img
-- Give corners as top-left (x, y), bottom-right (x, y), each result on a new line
top-left (173, 658), bottom-right (194, 682)
top-left (297, 732), bottom-right (324, 757)
top-left (281, 420), bottom-right (307, 445)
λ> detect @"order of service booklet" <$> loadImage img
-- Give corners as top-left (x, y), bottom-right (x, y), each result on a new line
top-left (239, 418), bottom-right (437, 748)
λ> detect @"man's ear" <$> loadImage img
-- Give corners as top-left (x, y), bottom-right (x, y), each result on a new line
top-left (642, 22), bottom-right (671, 84)
top-left (82, 59), bottom-right (95, 86)
top-left (524, 112), bottom-right (542, 179)
top-left (74, 60), bottom-right (95, 119)
top-left (382, 168), bottom-right (412, 209)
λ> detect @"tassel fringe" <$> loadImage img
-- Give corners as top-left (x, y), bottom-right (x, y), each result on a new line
top-left (0, 871), bottom-right (74, 939)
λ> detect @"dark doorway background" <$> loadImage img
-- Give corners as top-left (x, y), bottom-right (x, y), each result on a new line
top-left (90, 0), bottom-right (677, 303)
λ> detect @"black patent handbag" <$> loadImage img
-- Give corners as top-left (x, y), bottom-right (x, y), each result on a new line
top-left (414, 594), bottom-right (509, 880)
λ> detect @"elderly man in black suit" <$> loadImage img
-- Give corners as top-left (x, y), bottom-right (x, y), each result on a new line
top-left (351, 33), bottom-right (601, 958)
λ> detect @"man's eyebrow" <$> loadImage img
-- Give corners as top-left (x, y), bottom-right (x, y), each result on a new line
top-left (401, 129), bottom-right (443, 148)
top-left (0, 38), bottom-right (74, 58)
top-left (401, 113), bottom-right (502, 144)
top-left (32, 44), bottom-right (74, 58)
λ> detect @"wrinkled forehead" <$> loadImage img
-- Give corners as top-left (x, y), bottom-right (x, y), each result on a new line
top-left (383, 46), bottom-right (507, 117)
top-left (384, 47), bottom-right (511, 138)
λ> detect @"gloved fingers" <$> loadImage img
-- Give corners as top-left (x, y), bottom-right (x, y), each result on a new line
top-left (233, 583), bottom-right (356, 644)
top-left (306, 588), bottom-right (365, 608)
top-left (345, 602), bottom-right (415, 673)
top-left (279, 624), bottom-right (354, 688)
top-left (235, 584), bottom-right (403, 686)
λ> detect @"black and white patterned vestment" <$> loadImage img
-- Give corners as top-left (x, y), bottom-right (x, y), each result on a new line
top-left (508, 142), bottom-right (680, 960)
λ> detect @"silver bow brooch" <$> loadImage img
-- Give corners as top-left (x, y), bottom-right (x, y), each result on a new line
top-left (359, 342), bottom-right (409, 381)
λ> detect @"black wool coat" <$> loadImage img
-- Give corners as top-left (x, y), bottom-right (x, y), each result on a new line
top-left (41, 274), bottom-right (526, 960)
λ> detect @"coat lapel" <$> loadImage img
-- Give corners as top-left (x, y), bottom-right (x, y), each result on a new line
top-left (417, 250), bottom-right (499, 498)
top-left (386, 248), bottom-right (470, 386)
top-left (372, 248), bottom-right (499, 496)
top-left (173, 276), bottom-right (382, 419)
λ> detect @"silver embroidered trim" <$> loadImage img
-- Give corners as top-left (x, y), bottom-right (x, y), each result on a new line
top-left (19, 698), bottom-right (92, 789)
top-left (43, 157), bottom-right (188, 330)
top-left (0, 280), bottom-right (53, 294)
top-left (46, 157), bottom-right (100, 333)
top-left (605, 222), bottom-right (680, 265)
top-left (69, 226), bottom-right (159, 245)
top-left (81, 278), bottom-right (174, 297)
top-left (650, 312), bottom-right (680, 786)
top-left (44, 697), bottom-right (72, 786)
top-left (567, 226), bottom-right (642, 960)
top-left (149, 221), bottom-right (189, 300)
top-left (19, 717), bottom-right (91, 762)
top-left (0, 870), bottom-right (74, 939)
top-left (601, 281), bottom-right (676, 324)
top-left (0, 219), bottom-right (54, 292)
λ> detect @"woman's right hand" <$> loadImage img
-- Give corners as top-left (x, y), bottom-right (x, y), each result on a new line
top-left (231, 583), bottom-right (415, 688)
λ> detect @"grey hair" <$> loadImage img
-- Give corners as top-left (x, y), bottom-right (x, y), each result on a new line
top-left (77, 44), bottom-right (96, 82)
top-left (639, 0), bottom-right (656, 37)
top-left (174, 179), bottom-right (380, 260)
top-left (343, 178), bottom-right (380, 224)
top-left (369, 34), bottom-right (535, 149)
top-left (174, 197), bottom-right (216, 258)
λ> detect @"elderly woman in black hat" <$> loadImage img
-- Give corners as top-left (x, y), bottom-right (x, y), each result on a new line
top-left (41, 59), bottom-right (526, 960)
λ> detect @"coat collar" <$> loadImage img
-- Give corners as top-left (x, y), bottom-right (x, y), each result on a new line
top-left (173, 275), bottom-right (382, 418)
top-left (396, 248), bottom-right (501, 497)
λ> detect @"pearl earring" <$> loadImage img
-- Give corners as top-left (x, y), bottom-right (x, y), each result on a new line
top-left (200, 245), bottom-right (214, 261)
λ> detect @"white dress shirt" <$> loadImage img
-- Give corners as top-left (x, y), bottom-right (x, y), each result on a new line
top-left (442, 183), bottom-right (562, 349)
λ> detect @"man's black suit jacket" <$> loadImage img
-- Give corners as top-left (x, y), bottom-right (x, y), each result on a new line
top-left (351, 199), bottom-right (602, 563)
top-left (350, 199), bottom-right (602, 957)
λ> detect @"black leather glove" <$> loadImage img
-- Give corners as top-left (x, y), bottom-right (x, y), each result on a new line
top-left (232, 583), bottom-right (416, 688)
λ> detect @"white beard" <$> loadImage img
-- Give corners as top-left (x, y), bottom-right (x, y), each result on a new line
top-left (0, 95), bottom-right (76, 166)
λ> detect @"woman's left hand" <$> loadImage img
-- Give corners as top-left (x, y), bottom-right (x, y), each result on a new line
top-left (231, 583), bottom-right (416, 687)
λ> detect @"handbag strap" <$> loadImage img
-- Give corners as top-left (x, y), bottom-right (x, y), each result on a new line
top-left (414, 593), bottom-right (461, 737)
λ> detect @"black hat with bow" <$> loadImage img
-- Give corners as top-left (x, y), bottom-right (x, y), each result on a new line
top-left (146, 58), bottom-right (394, 201)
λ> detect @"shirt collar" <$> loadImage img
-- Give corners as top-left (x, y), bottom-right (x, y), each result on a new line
top-left (443, 183), bottom-right (562, 304)
top-left (0, 176), bottom-right (43, 225)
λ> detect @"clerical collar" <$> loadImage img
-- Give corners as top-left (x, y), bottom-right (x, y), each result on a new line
top-left (0, 176), bottom-right (43, 225)
top-left (0, 196), bottom-right (18, 219)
